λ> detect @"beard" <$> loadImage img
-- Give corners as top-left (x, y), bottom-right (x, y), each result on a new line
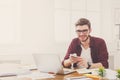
top-left (79, 35), bottom-right (89, 42)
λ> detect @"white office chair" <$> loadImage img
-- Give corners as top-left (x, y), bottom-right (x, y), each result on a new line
top-left (108, 54), bottom-right (114, 69)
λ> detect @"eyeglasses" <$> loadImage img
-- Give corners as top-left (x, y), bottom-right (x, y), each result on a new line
top-left (76, 29), bottom-right (88, 34)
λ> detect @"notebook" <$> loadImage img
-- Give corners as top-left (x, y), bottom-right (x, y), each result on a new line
top-left (33, 53), bottom-right (75, 74)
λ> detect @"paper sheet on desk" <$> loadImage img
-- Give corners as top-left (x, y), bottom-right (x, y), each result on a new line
top-left (105, 69), bottom-right (117, 80)
top-left (65, 78), bottom-right (92, 80)
top-left (17, 70), bottom-right (55, 80)
top-left (21, 64), bottom-right (37, 70)
top-left (0, 63), bottom-right (31, 77)
top-left (76, 68), bottom-right (93, 74)
top-left (77, 68), bottom-right (117, 80)
top-left (91, 69), bottom-right (117, 80)
top-left (0, 77), bottom-right (32, 80)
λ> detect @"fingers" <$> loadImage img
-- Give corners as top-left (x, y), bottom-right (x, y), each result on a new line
top-left (76, 57), bottom-right (84, 62)
top-left (70, 56), bottom-right (83, 63)
top-left (70, 57), bottom-right (77, 63)
top-left (77, 58), bottom-right (88, 68)
top-left (69, 54), bottom-right (78, 63)
top-left (69, 56), bottom-right (87, 67)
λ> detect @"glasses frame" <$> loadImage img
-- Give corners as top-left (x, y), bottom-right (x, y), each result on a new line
top-left (76, 29), bottom-right (89, 34)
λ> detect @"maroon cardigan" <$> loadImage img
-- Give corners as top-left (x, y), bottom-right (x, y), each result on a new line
top-left (62, 36), bottom-right (109, 68)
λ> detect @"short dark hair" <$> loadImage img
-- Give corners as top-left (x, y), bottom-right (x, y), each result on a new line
top-left (75, 18), bottom-right (91, 29)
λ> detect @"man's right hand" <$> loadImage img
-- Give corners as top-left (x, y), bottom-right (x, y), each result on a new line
top-left (69, 56), bottom-right (78, 63)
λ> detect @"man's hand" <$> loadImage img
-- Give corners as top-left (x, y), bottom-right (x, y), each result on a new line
top-left (76, 57), bottom-right (88, 68)
top-left (69, 54), bottom-right (78, 63)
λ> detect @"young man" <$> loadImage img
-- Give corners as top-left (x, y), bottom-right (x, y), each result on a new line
top-left (62, 18), bottom-right (109, 69)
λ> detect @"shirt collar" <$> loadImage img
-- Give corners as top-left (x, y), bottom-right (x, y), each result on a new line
top-left (76, 36), bottom-right (94, 48)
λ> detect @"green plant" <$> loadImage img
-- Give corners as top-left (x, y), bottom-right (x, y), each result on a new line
top-left (98, 67), bottom-right (106, 77)
top-left (116, 69), bottom-right (120, 79)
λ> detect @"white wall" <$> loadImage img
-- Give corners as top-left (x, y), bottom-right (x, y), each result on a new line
top-left (0, 0), bottom-right (69, 65)
top-left (0, 0), bottom-right (120, 69)
top-left (0, 0), bottom-right (55, 54)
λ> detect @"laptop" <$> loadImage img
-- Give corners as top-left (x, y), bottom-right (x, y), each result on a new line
top-left (33, 53), bottom-right (75, 74)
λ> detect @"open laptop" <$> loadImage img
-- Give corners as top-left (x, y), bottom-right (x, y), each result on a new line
top-left (33, 53), bottom-right (75, 74)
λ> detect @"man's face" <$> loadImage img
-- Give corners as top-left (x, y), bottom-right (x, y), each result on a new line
top-left (76, 25), bottom-right (91, 42)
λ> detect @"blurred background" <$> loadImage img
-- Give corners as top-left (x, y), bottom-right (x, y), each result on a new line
top-left (0, 0), bottom-right (120, 69)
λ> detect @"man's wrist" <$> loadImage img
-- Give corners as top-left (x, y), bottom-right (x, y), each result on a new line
top-left (66, 59), bottom-right (73, 65)
top-left (63, 59), bottom-right (72, 68)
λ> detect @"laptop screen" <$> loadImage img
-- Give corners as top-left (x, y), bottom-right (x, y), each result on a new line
top-left (33, 54), bottom-right (63, 74)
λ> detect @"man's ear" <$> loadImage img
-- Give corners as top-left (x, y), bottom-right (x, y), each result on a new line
top-left (89, 28), bottom-right (92, 33)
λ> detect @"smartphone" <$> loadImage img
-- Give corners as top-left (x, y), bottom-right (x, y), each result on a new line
top-left (70, 53), bottom-right (77, 58)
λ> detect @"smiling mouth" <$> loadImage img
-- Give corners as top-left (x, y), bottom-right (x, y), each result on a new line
top-left (79, 36), bottom-right (89, 42)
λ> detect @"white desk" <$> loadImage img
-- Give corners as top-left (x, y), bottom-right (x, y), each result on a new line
top-left (0, 63), bottom-right (117, 80)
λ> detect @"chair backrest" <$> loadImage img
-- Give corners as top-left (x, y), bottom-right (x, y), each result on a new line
top-left (108, 54), bottom-right (114, 69)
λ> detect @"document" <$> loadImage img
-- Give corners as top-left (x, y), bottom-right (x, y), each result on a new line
top-left (17, 70), bottom-right (55, 80)
top-left (105, 69), bottom-right (117, 79)
top-left (76, 68), bottom-right (93, 74)
top-left (77, 68), bottom-right (117, 80)
top-left (65, 76), bottom-right (92, 80)
top-left (0, 63), bottom-right (31, 77)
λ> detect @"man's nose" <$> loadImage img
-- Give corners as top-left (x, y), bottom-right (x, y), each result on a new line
top-left (79, 32), bottom-right (84, 35)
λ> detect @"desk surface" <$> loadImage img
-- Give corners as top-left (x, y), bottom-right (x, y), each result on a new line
top-left (0, 70), bottom-right (108, 80)
top-left (38, 72), bottom-right (104, 80)
top-left (39, 72), bottom-right (82, 80)
top-left (0, 64), bottom-right (112, 80)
